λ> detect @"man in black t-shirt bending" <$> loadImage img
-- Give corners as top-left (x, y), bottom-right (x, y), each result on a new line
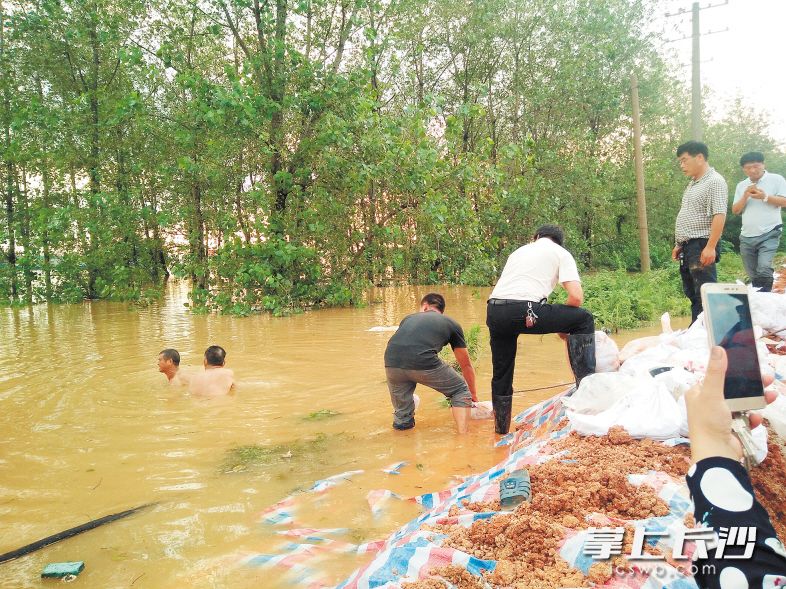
top-left (384, 293), bottom-right (478, 433)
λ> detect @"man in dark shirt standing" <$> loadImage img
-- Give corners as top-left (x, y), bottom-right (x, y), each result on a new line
top-left (384, 293), bottom-right (478, 433)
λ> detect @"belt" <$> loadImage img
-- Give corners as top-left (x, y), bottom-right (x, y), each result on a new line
top-left (678, 237), bottom-right (709, 246)
top-left (488, 298), bottom-right (539, 305)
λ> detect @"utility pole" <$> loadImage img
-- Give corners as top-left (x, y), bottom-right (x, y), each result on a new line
top-left (631, 74), bottom-right (650, 273)
top-left (691, 2), bottom-right (701, 141)
top-left (666, 1), bottom-right (728, 141)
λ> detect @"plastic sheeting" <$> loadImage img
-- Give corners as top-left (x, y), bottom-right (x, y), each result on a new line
top-left (249, 294), bottom-right (786, 588)
top-left (248, 391), bottom-right (714, 588)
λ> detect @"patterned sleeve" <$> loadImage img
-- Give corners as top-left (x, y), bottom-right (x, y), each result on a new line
top-left (706, 176), bottom-right (729, 217)
top-left (686, 456), bottom-right (786, 588)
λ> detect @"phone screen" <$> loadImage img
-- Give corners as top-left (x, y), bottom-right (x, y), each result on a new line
top-left (705, 292), bottom-right (764, 400)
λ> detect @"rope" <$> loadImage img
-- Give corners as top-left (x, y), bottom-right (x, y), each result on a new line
top-left (513, 381), bottom-right (575, 394)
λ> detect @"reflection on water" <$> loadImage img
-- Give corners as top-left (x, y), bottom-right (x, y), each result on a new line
top-left (0, 283), bottom-right (686, 588)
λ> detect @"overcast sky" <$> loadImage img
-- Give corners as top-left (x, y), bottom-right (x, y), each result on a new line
top-left (656, 0), bottom-right (786, 145)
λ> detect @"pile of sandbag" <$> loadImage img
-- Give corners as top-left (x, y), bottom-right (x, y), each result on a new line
top-left (568, 300), bottom-right (786, 461)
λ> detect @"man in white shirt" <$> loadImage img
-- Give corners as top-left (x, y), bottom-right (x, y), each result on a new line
top-left (486, 224), bottom-right (595, 434)
top-left (732, 152), bottom-right (786, 292)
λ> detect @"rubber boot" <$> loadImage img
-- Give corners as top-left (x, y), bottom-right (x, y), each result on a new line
top-left (493, 394), bottom-right (513, 435)
top-left (752, 277), bottom-right (773, 293)
top-left (567, 333), bottom-right (596, 388)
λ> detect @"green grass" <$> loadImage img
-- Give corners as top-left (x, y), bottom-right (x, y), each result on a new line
top-left (221, 433), bottom-right (332, 473)
top-left (439, 324), bottom-right (483, 370)
top-left (302, 409), bottom-right (341, 421)
top-left (549, 253), bottom-right (751, 332)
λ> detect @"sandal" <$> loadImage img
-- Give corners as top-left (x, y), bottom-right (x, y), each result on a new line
top-left (499, 469), bottom-right (531, 511)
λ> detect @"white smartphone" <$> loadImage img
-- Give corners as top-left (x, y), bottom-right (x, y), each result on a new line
top-left (700, 283), bottom-right (766, 412)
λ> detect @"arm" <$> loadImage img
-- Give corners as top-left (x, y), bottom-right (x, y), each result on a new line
top-left (700, 213), bottom-right (726, 266)
top-left (731, 192), bottom-right (749, 215)
top-left (732, 183), bottom-right (757, 215)
top-left (672, 244), bottom-right (682, 261)
top-left (765, 194), bottom-right (786, 207)
top-left (770, 177), bottom-right (786, 207)
top-left (452, 347), bottom-right (477, 402)
top-left (562, 280), bottom-right (583, 307)
top-left (758, 189), bottom-right (786, 207)
top-left (684, 348), bottom-right (784, 586)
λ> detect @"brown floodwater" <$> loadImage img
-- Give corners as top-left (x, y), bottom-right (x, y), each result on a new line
top-left (0, 284), bottom-right (689, 588)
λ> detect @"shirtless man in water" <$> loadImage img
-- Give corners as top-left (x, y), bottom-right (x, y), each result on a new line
top-left (158, 348), bottom-right (189, 386)
top-left (188, 345), bottom-right (235, 397)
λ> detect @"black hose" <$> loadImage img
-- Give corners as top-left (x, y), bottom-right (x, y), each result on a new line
top-left (0, 503), bottom-right (157, 564)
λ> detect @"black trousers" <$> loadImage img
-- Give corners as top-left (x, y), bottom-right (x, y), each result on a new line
top-left (679, 238), bottom-right (719, 324)
top-left (486, 300), bottom-right (595, 401)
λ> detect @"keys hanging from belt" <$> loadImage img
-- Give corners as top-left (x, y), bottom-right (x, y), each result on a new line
top-left (525, 302), bottom-right (539, 328)
top-left (731, 413), bottom-right (759, 471)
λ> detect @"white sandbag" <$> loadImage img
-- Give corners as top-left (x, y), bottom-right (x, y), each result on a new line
top-left (679, 397), bottom-right (768, 462)
top-left (566, 377), bottom-right (682, 439)
top-left (653, 367), bottom-right (700, 400)
top-left (619, 336), bottom-right (662, 363)
top-left (661, 312), bottom-right (673, 334)
top-left (758, 341), bottom-right (775, 383)
top-left (619, 343), bottom-right (681, 377)
top-left (771, 354), bottom-right (786, 381)
top-left (561, 373), bottom-right (640, 414)
top-left (470, 400), bottom-right (494, 420)
top-left (752, 424), bottom-right (768, 464)
top-left (666, 345), bottom-right (770, 384)
top-left (762, 394), bottom-right (786, 440)
top-left (595, 331), bottom-right (620, 373)
top-left (677, 395), bottom-right (689, 437)
top-left (749, 290), bottom-right (786, 336)
top-left (665, 347), bottom-right (709, 374)
top-left (675, 315), bottom-right (708, 350)
top-left (413, 393), bottom-right (420, 411)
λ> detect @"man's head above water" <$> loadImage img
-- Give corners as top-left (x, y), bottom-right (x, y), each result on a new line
top-left (204, 345), bottom-right (227, 368)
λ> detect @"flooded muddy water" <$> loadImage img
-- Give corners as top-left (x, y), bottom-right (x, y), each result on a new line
top-left (0, 284), bottom-right (689, 588)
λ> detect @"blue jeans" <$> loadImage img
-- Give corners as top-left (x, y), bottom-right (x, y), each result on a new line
top-left (679, 238), bottom-right (719, 324)
top-left (385, 364), bottom-right (472, 427)
top-left (740, 226), bottom-right (782, 292)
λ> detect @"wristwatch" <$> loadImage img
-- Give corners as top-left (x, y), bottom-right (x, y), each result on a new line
top-left (763, 194), bottom-right (770, 203)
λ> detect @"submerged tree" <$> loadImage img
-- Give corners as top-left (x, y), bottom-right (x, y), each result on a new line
top-left (0, 0), bottom-right (782, 312)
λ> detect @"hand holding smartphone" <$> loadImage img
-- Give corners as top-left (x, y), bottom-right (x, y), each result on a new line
top-left (700, 283), bottom-right (766, 412)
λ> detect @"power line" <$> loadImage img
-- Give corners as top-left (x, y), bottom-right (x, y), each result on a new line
top-left (665, 1), bottom-right (729, 141)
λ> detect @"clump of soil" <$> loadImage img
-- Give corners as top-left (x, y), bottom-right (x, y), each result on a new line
top-left (403, 565), bottom-right (486, 589)
top-left (406, 427), bottom-right (688, 588)
top-left (750, 433), bottom-right (786, 543)
top-left (402, 424), bottom-right (786, 588)
top-left (548, 427), bottom-right (692, 480)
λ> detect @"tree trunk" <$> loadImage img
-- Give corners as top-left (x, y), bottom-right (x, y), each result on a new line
top-left (3, 159), bottom-right (16, 301)
top-left (147, 182), bottom-right (169, 281)
top-left (116, 126), bottom-right (139, 268)
top-left (87, 9), bottom-right (101, 196)
top-left (36, 76), bottom-right (53, 300)
top-left (271, 0), bottom-right (288, 213)
top-left (1, 0), bottom-right (17, 301)
top-left (70, 167), bottom-right (90, 297)
top-left (18, 167), bottom-right (33, 303)
top-left (190, 181), bottom-right (207, 291)
top-left (84, 8), bottom-right (100, 298)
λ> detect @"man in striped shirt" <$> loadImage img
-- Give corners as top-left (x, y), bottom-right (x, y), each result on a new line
top-left (672, 141), bottom-right (728, 323)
